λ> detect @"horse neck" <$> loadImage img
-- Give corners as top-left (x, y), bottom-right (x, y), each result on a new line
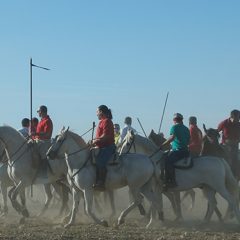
top-left (65, 137), bottom-right (90, 169)
top-left (134, 136), bottom-right (158, 155)
top-left (0, 127), bottom-right (29, 163)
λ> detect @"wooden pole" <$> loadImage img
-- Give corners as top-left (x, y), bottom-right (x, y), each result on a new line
top-left (158, 92), bottom-right (169, 134)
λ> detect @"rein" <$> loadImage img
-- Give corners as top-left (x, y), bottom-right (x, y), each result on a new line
top-left (67, 153), bottom-right (90, 180)
top-left (0, 137), bottom-right (30, 167)
top-left (125, 135), bottom-right (163, 160)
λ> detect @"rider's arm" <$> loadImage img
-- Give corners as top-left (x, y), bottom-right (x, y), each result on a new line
top-left (161, 134), bottom-right (175, 148)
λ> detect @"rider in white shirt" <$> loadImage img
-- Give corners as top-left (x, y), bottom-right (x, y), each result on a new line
top-left (18, 118), bottom-right (30, 138)
top-left (119, 116), bottom-right (137, 143)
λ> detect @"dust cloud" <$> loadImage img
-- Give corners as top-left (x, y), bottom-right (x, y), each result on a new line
top-left (0, 186), bottom-right (239, 239)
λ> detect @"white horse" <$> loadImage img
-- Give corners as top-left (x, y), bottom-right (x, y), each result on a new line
top-left (0, 126), bottom-right (71, 222)
top-left (119, 130), bottom-right (240, 223)
top-left (46, 127), bottom-right (163, 228)
top-left (0, 126), bottom-right (118, 222)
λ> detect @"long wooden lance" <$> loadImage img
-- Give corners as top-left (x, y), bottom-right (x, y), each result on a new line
top-left (137, 118), bottom-right (147, 138)
top-left (158, 92), bottom-right (169, 134)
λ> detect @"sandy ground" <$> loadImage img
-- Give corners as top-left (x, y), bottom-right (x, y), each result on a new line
top-left (0, 186), bottom-right (240, 240)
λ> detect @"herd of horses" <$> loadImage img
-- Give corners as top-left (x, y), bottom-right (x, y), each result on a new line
top-left (0, 125), bottom-right (239, 228)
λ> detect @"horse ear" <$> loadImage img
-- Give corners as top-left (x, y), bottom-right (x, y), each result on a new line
top-left (203, 124), bottom-right (207, 135)
top-left (61, 126), bottom-right (65, 133)
top-left (66, 126), bottom-right (70, 132)
top-left (130, 129), bottom-right (135, 135)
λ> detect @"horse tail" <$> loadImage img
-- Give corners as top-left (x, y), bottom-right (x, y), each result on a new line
top-left (221, 158), bottom-right (239, 201)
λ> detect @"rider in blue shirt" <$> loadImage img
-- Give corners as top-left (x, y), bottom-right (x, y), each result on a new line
top-left (161, 113), bottom-right (190, 190)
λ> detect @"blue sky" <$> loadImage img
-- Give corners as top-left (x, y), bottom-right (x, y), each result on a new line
top-left (0, 1), bottom-right (239, 139)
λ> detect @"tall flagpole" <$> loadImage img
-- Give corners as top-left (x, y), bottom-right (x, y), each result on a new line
top-left (29, 58), bottom-right (50, 198)
top-left (30, 58), bottom-right (50, 135)
top-left (30, 58), bottom-right (33, 130)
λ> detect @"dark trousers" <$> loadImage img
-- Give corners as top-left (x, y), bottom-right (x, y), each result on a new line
top-left (225, 143), bottom-right (239, 178)
top-left (96, 144), bottom-right (116, 169)
top-left (165, 149), bottom-right (189, 182)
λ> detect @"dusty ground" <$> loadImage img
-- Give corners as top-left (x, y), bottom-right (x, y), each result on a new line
top-left (0, 187), bottom-right (240, 240)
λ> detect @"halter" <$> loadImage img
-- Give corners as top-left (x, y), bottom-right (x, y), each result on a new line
top-left (121, 135), bottom-right (136, 154)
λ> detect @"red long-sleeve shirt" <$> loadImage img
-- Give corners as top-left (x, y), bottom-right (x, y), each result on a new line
top-left (95, 118), bottom-right (114, 148)
top-left (189, 124), bottom-right (202, 155)
top-left (35, 115), bottom-right (53, 140)
top-left (218, 118), bottom-right (240, 144)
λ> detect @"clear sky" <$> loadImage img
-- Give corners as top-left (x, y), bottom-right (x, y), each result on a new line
top-left (0, 1), bottom-right (239, 140)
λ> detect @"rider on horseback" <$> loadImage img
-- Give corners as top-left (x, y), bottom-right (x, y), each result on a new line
top-left (218, 109), bottom-right (240, 178)
top-left (161, 113), bottom-right (190, 190)
top-left (91, 105), bottom-right (116, 191)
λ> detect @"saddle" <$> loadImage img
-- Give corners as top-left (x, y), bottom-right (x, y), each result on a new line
top-left (27, 139), bottom-right (53, 177)
top-left (91, 147), bottom-right (120, 166)
top-left (174, 157), bottom-right (193, 169)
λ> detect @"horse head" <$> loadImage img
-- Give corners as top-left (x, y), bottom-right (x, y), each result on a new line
top-left (202, 124), bottom-right (220, 144)
top-left (47, 127), bottom-right (70, 159)
top-left (201, 124), bottom-right (226, 158)
top-left (119, 130), bottom-right (135, 154)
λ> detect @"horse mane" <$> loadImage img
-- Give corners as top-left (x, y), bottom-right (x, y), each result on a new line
top-left (68, 130), bottom-right (87, 147)
top-left (134, 134), bottom-right (158, 152)
top-left (1, 125), bottom-right (25, 139)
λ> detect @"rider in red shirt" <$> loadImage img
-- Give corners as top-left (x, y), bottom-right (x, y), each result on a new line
top-left (91, 105), bottom-right (115, 191)
top-left (35, 105), bottom-right (53, 140)
top-left (188, 116), bottom-right (202, 157)
top-left (218, 109), bottom-right (240, 178)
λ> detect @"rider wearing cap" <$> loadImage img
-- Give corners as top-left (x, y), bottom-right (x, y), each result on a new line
top-left (161, 113), bottom-right (190, 189)
top-left (218, 109), bottom-right (240, 177)
top-left (34, 105), bottom-right (53, 140)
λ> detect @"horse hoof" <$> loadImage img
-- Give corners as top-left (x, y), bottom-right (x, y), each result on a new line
top-left (19, 217), bottom-right (25, 224)
top-left (22, 209), bottom-right (29, 218)
top-left (117, 218), bottom-right (124, 225)
top-left (100, 220), bottom-right (108, 227)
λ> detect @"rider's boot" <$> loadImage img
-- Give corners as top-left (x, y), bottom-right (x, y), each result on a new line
top-left (93, 167), bottom-right (107, 191)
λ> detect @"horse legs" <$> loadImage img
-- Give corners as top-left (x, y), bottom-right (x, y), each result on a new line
top-left (10, 181), bottom-right (29, 220)
top-left (52, 181), bottom-right (70, 217)
top-left (84, 189), bottom-right (108, 226)
top-left (107, 190), bottom-right (116, 219)
top-left (117, 188), bottom-right (143, 226)
top-left (140, 183), bottom-right (164, 228)
top-left (202, 186), bottom-right (218, 222)
top-left (38, 183), bottom-right (53, 217)
top-left (181, 189), bottom-right (196, 210)
top-left (93, 192), bottom-right (103, 214)
top-left (128, 188), bottom-right (146, 216)
top-left (64, 188), bottom-right (80, 228)
top-left (0, 182), bottom-right (8, 216)
top-left (217, 187), bottom-right (240, 223)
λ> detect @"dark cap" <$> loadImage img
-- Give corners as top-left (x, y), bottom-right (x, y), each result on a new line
top-left (37, 105), bottom-right (47, 113)
top-left (189, 116), bottom-right (197, 124)
top-left (173, 113), bottom-right (183, 120)
top-left (230, 109), bottom-right (240, 118)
